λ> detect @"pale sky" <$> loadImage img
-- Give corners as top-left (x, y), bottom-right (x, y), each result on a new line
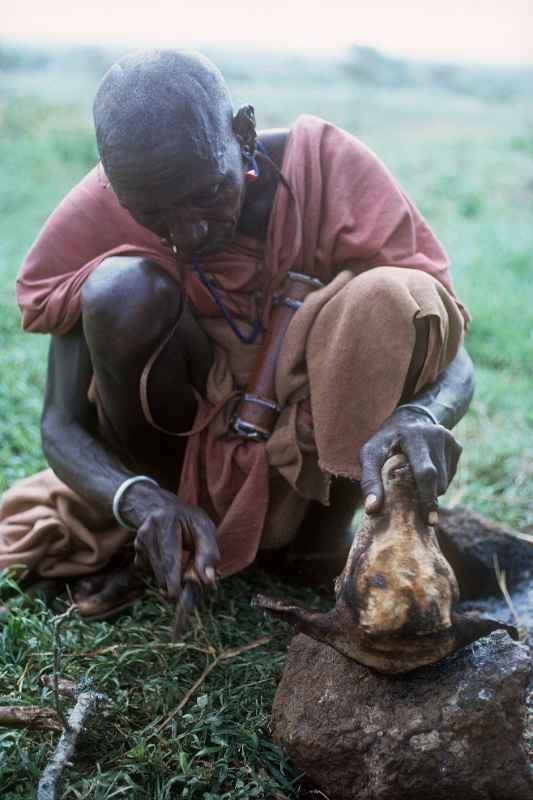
top-left (3, 0), bottom-right (533, 66)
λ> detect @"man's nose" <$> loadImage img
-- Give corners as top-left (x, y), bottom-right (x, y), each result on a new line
top-left (167, 219), bottom-right (209, 254)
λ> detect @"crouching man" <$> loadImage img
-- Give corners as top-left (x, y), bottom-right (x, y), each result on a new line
top-left (0, 49), bottom-right (473, 619)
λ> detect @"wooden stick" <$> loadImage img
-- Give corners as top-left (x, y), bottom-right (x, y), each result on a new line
top-left (35, 642), bottom-right (212, 660)
top-left (155, 635), bottom-right (272, 733)
top-left (41, 675), bottom-right (78, 700)
top-left (37, 690), bottom-right (106, 800)
top-left (156, 661), bottom-right (218, 734)
top-left (0, 706), bottom-right (63, 732)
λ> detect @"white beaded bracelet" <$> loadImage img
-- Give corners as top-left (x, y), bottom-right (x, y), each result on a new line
top-left (397, 403), bottom-right (439, 426)
top-left (112, 475), bottom-right (159, 531)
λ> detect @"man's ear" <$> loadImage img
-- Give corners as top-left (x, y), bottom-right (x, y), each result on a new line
top-left (232, 105), bottom-right (257, 159)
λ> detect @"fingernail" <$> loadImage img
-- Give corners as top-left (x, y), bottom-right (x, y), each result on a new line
top-left (365, 494), bottom-right (377, 512)
top-left (205, 566), bottom-right (216, 583)
top-left (428, 511), bottom-right (439, 526)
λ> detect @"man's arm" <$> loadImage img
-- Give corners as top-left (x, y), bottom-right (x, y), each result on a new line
top-left (41, 321), bottom-right (220, 597)
top-left (359, 346), bottom-right (475, 520)
top-left (402, 346), bottom-right (475, 429)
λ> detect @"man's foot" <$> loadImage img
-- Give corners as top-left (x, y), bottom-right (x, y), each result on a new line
top-left (71, 562), bottom-right (145, 620)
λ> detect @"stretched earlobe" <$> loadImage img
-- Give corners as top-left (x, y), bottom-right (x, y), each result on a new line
top-left (232, 104), bottom-right (257, 160)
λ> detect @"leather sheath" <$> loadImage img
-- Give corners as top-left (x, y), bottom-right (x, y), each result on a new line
top-left (233, 271), bottom-right (324, 440)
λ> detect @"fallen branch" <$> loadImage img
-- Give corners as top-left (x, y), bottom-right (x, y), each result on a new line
top-left (37, 689), bottom-right (106, 800)
top-left (37, 605), bottom-right (108, 799)
top-left (41, 675), bottom-right (78, 700)
top-left (155, 635), bottom-right (272, 733)
top-left (0, 705), bottom-right (63, 732)
top-left (71, 641), bottom-right (211, 660)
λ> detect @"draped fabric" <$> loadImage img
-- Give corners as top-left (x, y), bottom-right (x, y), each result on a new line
top-left (5, 115), bottom-right (468, 578)
top-left (16, 115), bottom-right (467, 336)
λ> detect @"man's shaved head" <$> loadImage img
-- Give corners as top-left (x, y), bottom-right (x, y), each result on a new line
top-left (93, 49), bottom-right (235, 187)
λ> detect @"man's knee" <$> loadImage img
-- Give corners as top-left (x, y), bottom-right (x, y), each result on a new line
top-left (352, 266), bottom-right (436, 307)
top-left (81, 256), bottom-right (182, 363)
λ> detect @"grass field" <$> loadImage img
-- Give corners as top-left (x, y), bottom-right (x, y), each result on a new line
top-left (0, 49), bottom-right (532, 798)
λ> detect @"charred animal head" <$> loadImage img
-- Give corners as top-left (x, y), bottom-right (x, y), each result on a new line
top-left (254, 455), bottom-right (517, 674)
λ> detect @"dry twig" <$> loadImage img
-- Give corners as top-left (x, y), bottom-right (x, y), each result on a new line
top-left (41, 675), bottom-right (78, 699)
top-left (35, 606), bottom-right (108, 799)
top-left (0, 705), bottom-right (63, 732)
top-left (37, 689), bottom-right (107, 800)
top-left (155, 635), bottom-right (272, 733)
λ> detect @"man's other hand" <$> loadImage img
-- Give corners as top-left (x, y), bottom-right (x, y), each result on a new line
top-left (129, 485), bottom-right (220, 601)
top-left (359, 407), bottom-right (462, 523)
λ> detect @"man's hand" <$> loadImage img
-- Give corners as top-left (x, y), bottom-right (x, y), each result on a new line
top-left (127, 484), bottom-right (220, 601)
top-left (359, 407), bottom-right (462, 523)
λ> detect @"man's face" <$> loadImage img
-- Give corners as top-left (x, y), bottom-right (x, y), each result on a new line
top-left (111, 134), bottom-right (246, 259)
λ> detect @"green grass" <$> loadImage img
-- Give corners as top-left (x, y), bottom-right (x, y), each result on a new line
top-left (0, 571), bottom-right (323, 798)
top-left (0, 53), bottom-right (532, 797)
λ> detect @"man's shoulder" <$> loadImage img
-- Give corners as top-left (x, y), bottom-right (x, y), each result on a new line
top-left (260, 116), bottom-right (359, 171)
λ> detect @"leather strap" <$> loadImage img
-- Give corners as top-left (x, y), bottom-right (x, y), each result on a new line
top-left (232, 271), bottom-right (324, 440)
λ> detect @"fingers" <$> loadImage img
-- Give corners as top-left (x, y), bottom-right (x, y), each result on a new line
top-left (135, 517), bottom-right (182, 601)
top-left (162, 530), bottom-right (183, 602)
top-left (413, 458), bottom-right (439, 521)
top-left (445, 436), bottom-right (463, 484)
top-left (134, 504), bottom-right (219, 601)
top-left (133, 540), bottom-right (150, 575)
top-left (185, 514), bottom-right (220, 586)
top-left (402, 427), bottom-right (463, 524)
top-left (359, 441), bottom-right (389, 514)
top-left (361, 411), bottom-right (463, 525)
top-left (401, 428), bottom-right (440, 521)
top-left (428, 510), bottom-right (439, 526)
top-left (135, 519), bottom-right (168, 588)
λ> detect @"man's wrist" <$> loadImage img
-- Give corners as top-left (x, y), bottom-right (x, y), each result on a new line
top-left (395, 403), bottom-right (440, 426)
top-left (113, 476), bottom-right (160, 530)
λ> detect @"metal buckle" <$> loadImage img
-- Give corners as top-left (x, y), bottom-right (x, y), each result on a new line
top-left (287, 271), bottom-right (324, 289)
top-left (244, 394), bottom-right (281, 412)
top-left (273, 296), bottom-right (303, 310)
top-left (232, 417), bottom-right (270, 441)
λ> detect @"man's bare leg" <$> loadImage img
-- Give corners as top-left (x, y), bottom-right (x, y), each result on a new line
top-left (71, 256), bottom-right (213, 614)
top-left (81, 256), bottom-right (212, 488)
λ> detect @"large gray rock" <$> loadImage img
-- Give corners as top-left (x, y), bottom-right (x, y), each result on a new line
top-left (437, 506), bottom-right (533, 599)
top-left (272, 631), bottom-right (533, 800)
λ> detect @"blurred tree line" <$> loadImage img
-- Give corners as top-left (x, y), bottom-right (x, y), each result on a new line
top-left (1, 40), bottom-right (532, 102)
top-left (342, 44), bottom-right (533, 99)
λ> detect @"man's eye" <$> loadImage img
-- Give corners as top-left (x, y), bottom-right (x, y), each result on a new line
top-left (192, 183), bottom-right (222, 207)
